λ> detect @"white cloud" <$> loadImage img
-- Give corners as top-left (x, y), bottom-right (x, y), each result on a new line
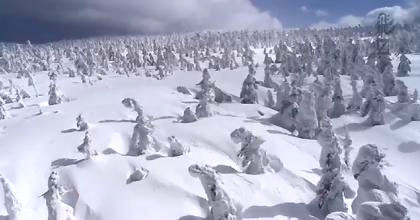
top-left (3, 0), bottom-right (282, 36)
top-left (362, 6), bottom-right (415, 25)
top-left (315, 9), bottom-right (328, 17)
top-left (311, 0), bottom-right (420, 29)
top-left (338, 15), bottom-right (364, 26)
top-left (310, 15), bottom-right (363, 29)
top-left (300, 6), bottom-right (309, 13)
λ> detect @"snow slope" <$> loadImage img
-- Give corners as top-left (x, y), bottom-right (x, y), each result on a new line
top-left (0, 51), bottom-right (419, 220)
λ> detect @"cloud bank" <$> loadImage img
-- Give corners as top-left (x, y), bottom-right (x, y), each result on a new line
top-left (311, 0), bottom-right (420, 29)
top-left (0, 0), bottom-right (282, 43)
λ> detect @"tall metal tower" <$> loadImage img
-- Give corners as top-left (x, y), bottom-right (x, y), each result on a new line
top-left (375, 13), bottom-right (395, 56)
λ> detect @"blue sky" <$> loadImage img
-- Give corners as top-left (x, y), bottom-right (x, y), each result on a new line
top-left (252, 0), bottom-right (406, 28)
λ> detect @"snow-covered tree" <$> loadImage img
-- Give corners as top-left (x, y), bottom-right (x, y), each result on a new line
top-left (382, 64), bottom-right (396, 96)
top-left (395, 80), bottom-right (410, 104)
top-left (196, 94), bottom-right (213, 118)
top-left (122, 98), bottom-right (144, 122)
top-left (296, 91), bottom-right (318, 139)
top-left (181, 107), bottom-right (198, 123)
top-left (263, 66), bottom-right (275, 88)
top-left (377, 54), bottom-right (392, 74)
top-left (366, 90), bottom-right (386, 126)
top-left (265, 90), bottom-right (275, 109)
top-left (412, 89), bottom-right (418, 104)
top-left (361, 85), bottom-right (386, 126)
top-left (0, 174), bottom-right (21, 220)
top-left (195, 69), bottom-right (216, 102)
top-left (314, 82), bottom-right (332, 123)
top-left (0, 98), bottom-right (6, 120)
top-left (351, 144), bottom-right (399, 213)
top-left (196, 69), bottom-right (229, 103)
top-left (313, 168), bottom-right (355, 217)
top-left (127, 167), bottom-right (149, 184)
top-left (275, 78), bottom-right (291, 112)
top-left (318, 119), bottom-right (342, 173)
top-left (230, 127), bottom-right (272, 174)
top-left (397, 54), bottom-right (411, 77)
top-left (356, 201), bottom-right (409, 220)
top-left (325, 212), bottom-right (355, 220)
top-left (347, 79), bottom-right (362, 112)
top-left (188, 165), bottom-right (240, 220)
top-left (341, 130), bottom-right (353, 169)
top-left (48, 82), bottom-right (62, 106)
top-left (263, 53), bottom-right (273, 66)
top-left (328, 79), bottom-right (346, 119)
top-left (240, 67), bottom-right (259, 104)
top-left (76, 114), bottom-right (89, 131)
top-left (168, 136), bottom-right (189, 157)
top-left (129, 117), bottom-right (156, 155)
top-left (77, 131), bottom-right (96, 159)
top-left (42, 171), bottom-right (75, 220)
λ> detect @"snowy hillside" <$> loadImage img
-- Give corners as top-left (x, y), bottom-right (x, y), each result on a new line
top-left (1, 32), bottom-right (420, 220)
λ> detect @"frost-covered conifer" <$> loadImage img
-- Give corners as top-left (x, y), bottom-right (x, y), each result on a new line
top-left (168, 136), bottom-right (189, 157)
top-left (196, 69), bottom-right (216, 102)
top-left (122, 98), bottom-right (144, 122)
top-left (265, 90), bottom-right (275, 109)
top-left (48, 82), bottom-right (62, 106)
top-left (318, 119), bottom-right (342, 173)
top-left (263, 52), bottom-right (273, 66)
top-left (325, 212), bottom-right (355, 220)
top-left (275, 78), bottom-right (291, 111)
top-left (357, 201), bottom-right (409, 220)
top-left (382, 65), bottom-right (396, 96)
top-left (196, 94), bottom-right (213, 119)
top-left (361, 84), bottom-right (386, 126)
top-left (77, 131), bottom-right (95, 159)
top-left (412, 89), bottom-right (418, 104)
top-left (328, 79), bottom-right (346, 119)
top-left (0, 174), bottom-right (21, 220)
top-left (347, 79), bottom-right (362, 112)
top-left (351, 144), bottom-right (399, 213)
top-left (397, 54), bottom-right (411, 77)
top-left (129, 117), bottom-right (156, 155)
top-left (42, 171), bottom-right (75, 220)
top-left (48, 71), bottom-right (58, 81)
top-left (188, 165), bottom-right (240, 220)
top-left (76, 114), bottom-right (89, 131)
top-left (313, 169), bottom-right (355, 216)
top-left (366, 90), bottom-right (386, 126)
top-left (377, 54), bottom-right (392, 74)
top-left (263, 66), bottom-right (274, 88)
top-left (395, 80), bottom-right (410, 104)
top-left (181, 107), bottom-right (198, 123)
top-left (341, 130), bottom-right (353, 169)
top-left (240, 66), bottom-right (258, 104)
top-left (0, 97), bottom-right (6, 120)
top-left (315, 83), bottom-right (332, 123)
top-left (296, 91), bottom-right (318, 139)
top-left (127, 167), bottom-right (149, 184)
top-left (230, 127), bottom-right (272, 174)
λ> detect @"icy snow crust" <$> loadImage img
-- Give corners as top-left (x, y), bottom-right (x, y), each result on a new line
top-left (0, 50), bottom-right (420, 220)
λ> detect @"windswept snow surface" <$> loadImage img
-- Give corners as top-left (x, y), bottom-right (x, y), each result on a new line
top-left (0, 51), bottom-right (420, 220)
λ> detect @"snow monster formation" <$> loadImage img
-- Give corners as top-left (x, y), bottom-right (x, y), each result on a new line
top-left (129, 117), bottom-right (157, 155)
top-left (296, 90), bottom-right (318, 139)
top-left (230, 127), bottom-right (273, 174)
top-left (312, 168), bottom-right (355, 217)
top-left (0, 174), bottom-right (22, 220)
top-left (189, 165), bottom-right (240, 220)
top-left (351, 144), bottom-right (409, 220)
top-left (42, 171), bottom-right (76, 220)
